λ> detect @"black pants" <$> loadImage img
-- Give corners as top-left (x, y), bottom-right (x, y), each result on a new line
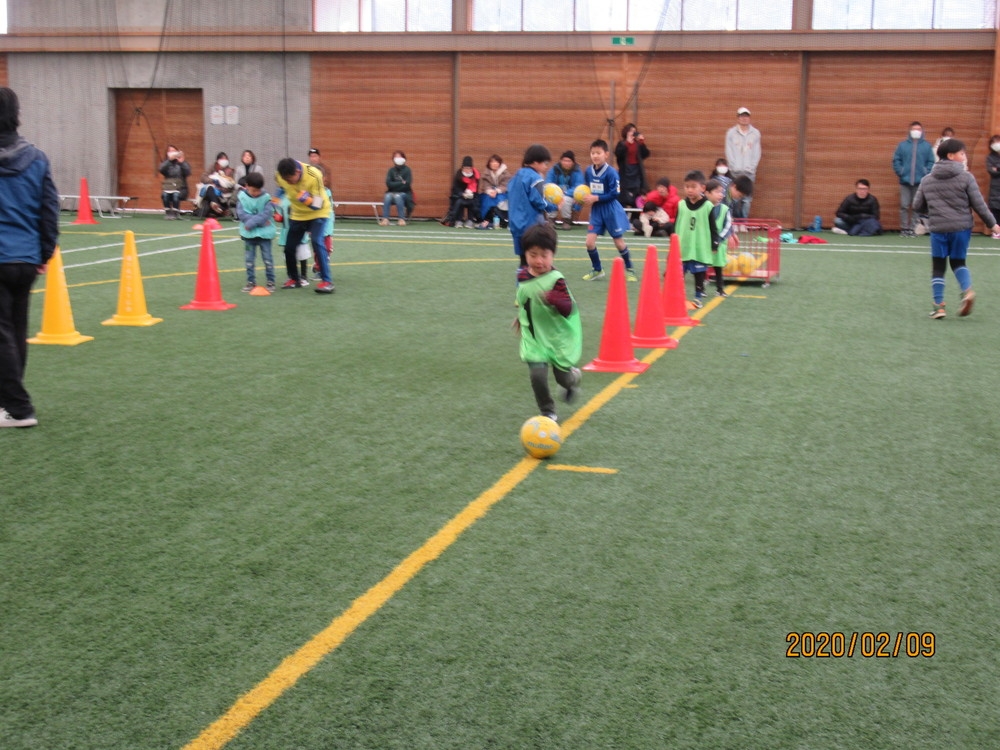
top-left (0, 262), bottom-right (39, 419)
top-left (528, 362), bottom-right (575, 417)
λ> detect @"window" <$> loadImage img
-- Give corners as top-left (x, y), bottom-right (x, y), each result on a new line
top-left (314, 0), bottom-right (451, 32)
top-left (472, 0), bottom-right (793, 31)
top-left (812, 0), bottom-right (996, 30)
top-left (314, 0), bottom-right (992, 32)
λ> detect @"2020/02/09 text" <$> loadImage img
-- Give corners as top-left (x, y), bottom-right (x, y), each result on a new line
top-left (785, 632), bottom-right (936, 658)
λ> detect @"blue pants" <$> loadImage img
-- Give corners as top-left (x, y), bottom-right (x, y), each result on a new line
top-left (284, 218), bottom-right (332, 283)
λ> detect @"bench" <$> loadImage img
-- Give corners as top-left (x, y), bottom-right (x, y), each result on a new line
top-left (60, 194), bottom-right (138, 218)
top-left (332, 200), bottom-right (381, 219)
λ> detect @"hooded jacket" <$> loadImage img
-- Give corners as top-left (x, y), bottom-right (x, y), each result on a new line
top-left (913, 159), bottom-right (997, 234)
top-left (0, 135), bottom-right (59, 265)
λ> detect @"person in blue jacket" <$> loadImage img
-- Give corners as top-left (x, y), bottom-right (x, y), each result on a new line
top-left (507, 144), bottom-right (551, 268)
top-left (0, 87), bottom-right (59, 428)
top-left (892, 121), bottom-right (935, 237)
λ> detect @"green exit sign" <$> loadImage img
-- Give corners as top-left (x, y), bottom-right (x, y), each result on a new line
top-left (611, 36), bottom-right (635, 46)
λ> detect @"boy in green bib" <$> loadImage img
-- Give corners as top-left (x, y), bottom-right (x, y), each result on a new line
top-left (514, 224), bottom-right (583, 421)
top-left (674, 170), bottom-right (718, 308)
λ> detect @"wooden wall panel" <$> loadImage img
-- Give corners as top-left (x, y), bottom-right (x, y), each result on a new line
top-left (312, 54), bottom-right (454, 218)
top-left (310, 49), bottom-right (993, 228)
top-left (114, 89), bottom-right (204, 211)
top-left (802, 51), bottom-right (994, 230)
top-left (312, 50), bottom-right (802, 222)
top-left (0, 55), bottom-right (7, 87)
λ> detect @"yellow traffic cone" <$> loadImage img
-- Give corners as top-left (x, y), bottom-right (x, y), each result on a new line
top-left (28, 247), bottom-right (95, 346)
top-left (102, 230), bottom-right (163, 326)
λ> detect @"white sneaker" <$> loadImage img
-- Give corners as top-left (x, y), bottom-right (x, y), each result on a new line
top-left (831, 226), bottom-right (848, 235)
top-left (0, 407), bottom-right (38, 428)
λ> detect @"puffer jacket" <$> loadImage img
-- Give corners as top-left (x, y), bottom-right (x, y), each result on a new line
top-left (913, 159), bottom-right (996, 233)
top-left (0, 136), bottom-right (59, 265)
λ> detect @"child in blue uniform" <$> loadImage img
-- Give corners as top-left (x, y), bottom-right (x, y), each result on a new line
top-left (580, 139), bottom-right (636, 282)
top-left (507, 144), bottom-right (551, 268)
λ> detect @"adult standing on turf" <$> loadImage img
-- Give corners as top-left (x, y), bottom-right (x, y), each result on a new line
top-left (724, 107), bottom-right (761, 216)
top-left (0, 87), bottom-right (59, 428)
top-left (892, 121), bottom-right (935, 237)
top-left (275, 157), bottom-right (335, 293)
top-left (614, 123), bottom-right (650, 208)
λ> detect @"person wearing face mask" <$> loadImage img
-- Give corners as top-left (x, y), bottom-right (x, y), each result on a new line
top-left (207, 152), bottom-right (237, 213)
top-left (381, 150), bottom-right (412, 226)
top-left (892, 121), bottom-right (935, 237)
top-left (984, 135), bottom-right (1000, 221)
top-left (158, 144), bottom-right (190, 219)
top-left (710, 158), bottom-right (732, 192)
top-left (442, 155), bottom-right (481, 228)
top-left (913, 138), bottom-right (999, 320)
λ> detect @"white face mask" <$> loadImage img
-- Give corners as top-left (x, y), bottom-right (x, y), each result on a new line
top-left (462, 170), bottom-right (473, 178)
top-left (393, 157), bottom-right (405, 166)
top-left (909, 130), bottom-right (922, 140)
top-left (167, 151), bottom-right (179, 160)
top-left (992, 143), bottom-right (1000, 153)
top-left (715, 165), bottom-right (728, 175)
top-left (217, 159), bottom-right (229, 168)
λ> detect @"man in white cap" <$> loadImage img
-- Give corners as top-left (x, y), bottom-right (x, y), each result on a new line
top-left (725, 106), bottom-right (761, 215)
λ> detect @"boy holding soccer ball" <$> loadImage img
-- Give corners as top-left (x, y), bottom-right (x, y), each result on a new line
top-left (579, 139), bottom-right (637, 282)
top-left (514, 224), bottom-right (582, 422)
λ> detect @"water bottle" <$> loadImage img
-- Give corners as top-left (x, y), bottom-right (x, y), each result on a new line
top-left (493, 215), bottom-right (500, 230)
top-left (811, 215), bottom-right (822, 232)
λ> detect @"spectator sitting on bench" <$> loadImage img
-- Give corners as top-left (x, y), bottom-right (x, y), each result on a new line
top-left (443, 156), bottom-right (480, 228)
top-left (381, 150), bottom-right (413, 226)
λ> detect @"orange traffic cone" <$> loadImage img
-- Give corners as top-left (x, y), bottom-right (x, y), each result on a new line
top-left (180, 223), bottom-right (236, 311)
top-left (28, 247), bottom-right (95, 346)
top-left (583, 257), bottom-right (648, 373)
top-left (631, 245), bottom-right (678, 349)
top-left (72, 177), bottom-right (99, 225)
top-left (102, 230), bottom-right (163, 327)
top-left (662, 233), bottom-right (700, 327)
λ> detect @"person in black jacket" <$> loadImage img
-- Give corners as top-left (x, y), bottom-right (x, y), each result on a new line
top-left (381, 150), bottom-right (413, 226)
top-left (832, 179), bottom-right (882, 236)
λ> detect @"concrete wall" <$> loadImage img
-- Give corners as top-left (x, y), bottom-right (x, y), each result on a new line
top-left (8, 51), bottom-right (310, 196)
top-left (9, 0), bottom-right (312, 33)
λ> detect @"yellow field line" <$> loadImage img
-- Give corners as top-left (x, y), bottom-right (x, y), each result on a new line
top-left (181, 280), bottom-right (735, 750)
top-left (546, 465), bottom-right (618, 474)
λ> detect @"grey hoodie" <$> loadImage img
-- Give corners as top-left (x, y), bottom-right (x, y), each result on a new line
top-left (913, 159), bottom-right (996, 234)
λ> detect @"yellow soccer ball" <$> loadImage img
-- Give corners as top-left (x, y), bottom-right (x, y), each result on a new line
top-left (737, 252), bottom-right (756, 276)
top-left (543, 183), bottom-right (564, 205)
top-left (572, 184), bottom-right (591, 204)
top-left (520, 416), bottom-right (562, 459)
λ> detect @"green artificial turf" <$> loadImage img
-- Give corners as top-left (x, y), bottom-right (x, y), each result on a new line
top-left (2, 216), bottom-right (999, 748)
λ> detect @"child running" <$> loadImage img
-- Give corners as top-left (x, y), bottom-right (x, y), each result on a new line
top-left (514, 223), bottom-right (582, 422)
top-left (913, 138), bottom-right (1000, 319)
top-left (580, 139), bottom-right (636, 282)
